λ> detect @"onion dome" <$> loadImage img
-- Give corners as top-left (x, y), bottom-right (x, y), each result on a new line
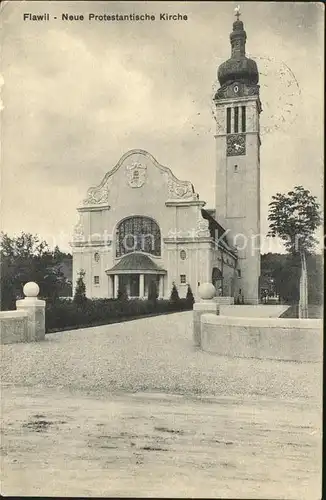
top-left (217, 10), bottom-right (259, 87)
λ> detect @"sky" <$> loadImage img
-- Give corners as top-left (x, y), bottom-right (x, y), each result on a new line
top-left (0, 1), bottom-right (324, 253)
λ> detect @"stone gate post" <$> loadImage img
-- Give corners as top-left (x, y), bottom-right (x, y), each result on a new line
top-left (16, 282), bottom-right (46, 342)
top-left (193, 283), bottom-right (219, 347)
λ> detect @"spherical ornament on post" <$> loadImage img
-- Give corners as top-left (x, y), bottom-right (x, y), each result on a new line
top-left (23, 282), bottom-right (40, 298)
top-left (198, 283), bottom-right (216, 300)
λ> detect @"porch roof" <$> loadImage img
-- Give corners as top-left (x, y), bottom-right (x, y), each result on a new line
top-left (106, 252), bottom-right (167, 275)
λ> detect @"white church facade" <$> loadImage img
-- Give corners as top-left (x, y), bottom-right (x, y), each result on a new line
top-left (71, 12), bottom-right (261, 303)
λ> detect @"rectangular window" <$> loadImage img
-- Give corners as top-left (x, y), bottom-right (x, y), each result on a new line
top-left (241, 106), bottom-right (246, 132)
top-left (234, 107), bottom-right (239, 133)
top-left (94, 276), bottom-right (100, 285)
top-left (226, 107), bottom-right (231, 134)
top-left (180, 274), bottom-right (186, 284)
top-left (237, 269), bottom-right (241, 279)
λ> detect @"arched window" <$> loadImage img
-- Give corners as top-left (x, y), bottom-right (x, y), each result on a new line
top-left (116, 216), bottom-right (161, 258)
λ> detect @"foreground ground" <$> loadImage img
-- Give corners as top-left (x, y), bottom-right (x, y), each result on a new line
top-left (1, 386), bottom-right (322, 498)
top-left (1, 311), bottom-right (322, 498)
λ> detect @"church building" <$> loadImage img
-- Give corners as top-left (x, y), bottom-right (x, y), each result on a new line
top-left (71, 12), bottom-right (261, 303)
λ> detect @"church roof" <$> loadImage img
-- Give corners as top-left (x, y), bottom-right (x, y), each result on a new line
top-left (106, 252), bottom-right (166, 274)
top-left (205, 208), bottom-right (216, 218)
top-left (201, 209), bottom-right (238, 258)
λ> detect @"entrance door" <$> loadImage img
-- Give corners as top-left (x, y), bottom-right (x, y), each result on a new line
top-left (212, 267), bottom-right (223, 296)
top-left (129, 275), bottom-right (140, 297)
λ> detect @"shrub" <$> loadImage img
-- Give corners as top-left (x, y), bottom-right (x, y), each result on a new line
top-left (73, 269), bottom-right (87, 307)
top-left (169, 282), bottom-right (180, 304)
top-left (45, 295), bottom-right (194, 333)
top-left (186, 284), bottom-right (195, 307)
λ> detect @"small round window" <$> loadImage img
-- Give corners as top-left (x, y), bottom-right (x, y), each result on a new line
top-left (94, 252), bottom-right (100, 262)
top-left (180, 250), bottom-right (187, 260)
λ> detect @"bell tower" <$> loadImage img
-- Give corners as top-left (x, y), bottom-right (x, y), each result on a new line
top-left (214, 7), bottom-right (261, 304)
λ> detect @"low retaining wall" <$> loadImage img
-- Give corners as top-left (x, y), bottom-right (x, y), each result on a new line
top-left (201, 314), bottom-right (322, 362)
top-left (219, 305), bottom-right (289, 318)
top-left (0, 311), bottom-right (29, 345)
top-left (214, 296), bottom-right (234, 305)
top-left (0, 282), bottom-right (45, 345)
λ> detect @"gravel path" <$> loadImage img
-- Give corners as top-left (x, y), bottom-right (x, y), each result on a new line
top-left (1, 311), bottom-right (321, 400)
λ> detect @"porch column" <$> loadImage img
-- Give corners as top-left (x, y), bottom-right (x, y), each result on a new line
top-left (159, 275), bottom-right (164, 298)
top-left (114, 275), bottom-right (119, 299)
top-left (108, 275), bottom-right (113, 298)
top-left (139, 274), bottom-right (145, 298)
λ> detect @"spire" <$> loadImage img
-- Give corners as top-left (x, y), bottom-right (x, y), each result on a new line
top-left (230, 6), bottom-right (247, 58)
top-left (215, 7), bottom-right (259, 96)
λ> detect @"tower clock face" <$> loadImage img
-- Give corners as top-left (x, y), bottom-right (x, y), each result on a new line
top-left (227, 134), bottom-right (246, 156)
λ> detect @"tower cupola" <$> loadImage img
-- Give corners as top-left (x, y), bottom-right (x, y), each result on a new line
top-left (215, 7), bottom-right (259, 99)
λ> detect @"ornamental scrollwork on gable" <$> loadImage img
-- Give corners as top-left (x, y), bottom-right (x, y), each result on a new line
top-left (168, 179), bottom-right (194, 199)
top-left (83, 179), bottom-right (112, 206)
top-left (162, 172), bottom-right (197, 200)
top-left (196, 216), bottom-right (211, 238)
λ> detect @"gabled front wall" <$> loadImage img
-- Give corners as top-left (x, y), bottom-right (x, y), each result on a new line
top-left (71, 150), bottom-right (217, 299)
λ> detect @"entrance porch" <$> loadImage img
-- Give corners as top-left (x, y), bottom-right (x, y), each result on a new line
top-left (108, 273), bottom-right (165, 299)
top-left (106, 253), bottom-right (166, 299)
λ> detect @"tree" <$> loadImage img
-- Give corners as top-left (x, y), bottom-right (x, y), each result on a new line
top-left (261, 252), bottom-right (323, 306)
top-left (307, 253), bottom-right (323, 305)
top-left (148, 279), bottom-right (158, 306)
top-left (73, 269), bottom-right (87, 307)
top-left (0, 232), bottom-right (70, 310)
top-left (186, 284), bottom-right (195, 307)
top-left (169, 282), bottom-right (180, 304)
top-left (261, 253), bottom-right (298, 303)
top-left (276, 254), bottom-right (301, 304)
top-left (261, 252), bottom-right (285, 298)
top-left (267, 186), bottom-right (321, 317)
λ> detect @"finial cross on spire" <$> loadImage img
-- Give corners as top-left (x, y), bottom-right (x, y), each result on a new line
top-left (234, 5), bottom-right (241, 21)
